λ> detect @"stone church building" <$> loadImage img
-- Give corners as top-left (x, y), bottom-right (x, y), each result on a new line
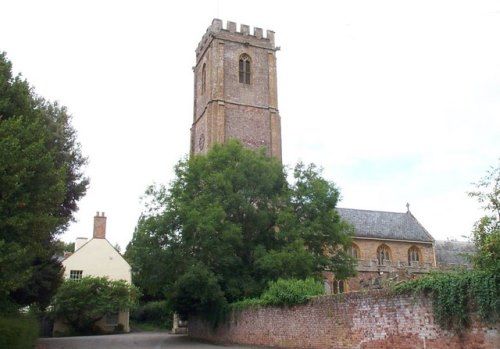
top-left (190, 19), bottom-right (470, 293)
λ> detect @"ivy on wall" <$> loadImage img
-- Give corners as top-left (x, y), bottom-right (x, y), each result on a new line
top-left (393, 270), bottom-right (499, 334)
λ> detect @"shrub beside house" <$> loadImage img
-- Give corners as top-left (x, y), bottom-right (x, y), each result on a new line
top-left (53, 212), bottom-right (132, 335)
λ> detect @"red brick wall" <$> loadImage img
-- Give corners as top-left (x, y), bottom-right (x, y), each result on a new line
top-left (189, 291), bottom-right (499, 349)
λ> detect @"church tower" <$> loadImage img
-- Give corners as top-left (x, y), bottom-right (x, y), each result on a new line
top-left (191, 19), bottom-right (282, 161)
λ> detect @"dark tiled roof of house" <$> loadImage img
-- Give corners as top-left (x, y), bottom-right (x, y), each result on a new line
top-left (336, 208), bottom-right (434, 242)
top-left (435, 240), bottom-right (475, 266)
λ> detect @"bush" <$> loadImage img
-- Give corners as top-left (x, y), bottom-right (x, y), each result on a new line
top-left (131, 300), bottom-right (172, 328)
top-left (231, 297), bottom-right (265, 311)
top-left (53, 276), bottom-right (139, 335)
top-left (232, 278), bottom-right (325, 310)
top-left (261, 278), bottom-right (325, 306)
top-left (0, 314), bottom-right (38, 349)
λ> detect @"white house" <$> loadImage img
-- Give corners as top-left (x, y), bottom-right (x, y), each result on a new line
top-left (54, 212), bottom-right (132, 334)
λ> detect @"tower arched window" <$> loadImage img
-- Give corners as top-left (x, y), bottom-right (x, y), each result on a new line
top-left (377, 244), bottom-right (391, 265)
top-left (239, 54), bottom-right (251, 84)
top-left (408, 246), bottom-right (421, 265)
top-left (201, 63), bottom-right (207, 94)
top-left (347, 243), bottom-right (360, 259)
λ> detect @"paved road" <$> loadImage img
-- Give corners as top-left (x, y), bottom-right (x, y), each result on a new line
top-left (37, 332), bottom-right (261, 349)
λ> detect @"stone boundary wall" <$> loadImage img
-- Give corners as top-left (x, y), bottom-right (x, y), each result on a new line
top-left (189, 291), bottom-right (499, 349)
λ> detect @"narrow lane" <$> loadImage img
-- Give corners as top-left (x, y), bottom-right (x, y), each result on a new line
top-left (37, 332), bottom-right (260, 349)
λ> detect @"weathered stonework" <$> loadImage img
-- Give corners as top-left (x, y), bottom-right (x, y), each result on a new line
top-left (344, 238), bottom-right (436, 292)
top-left (189, 292), bottom-right (499, 349)
top-left (191, 19), bottom-right (282, 161)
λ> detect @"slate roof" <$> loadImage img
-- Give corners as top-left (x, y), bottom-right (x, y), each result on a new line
top-left (435, 240), bottom-right (475, 266)
top-left (336, 208), bottom-right (434, 243)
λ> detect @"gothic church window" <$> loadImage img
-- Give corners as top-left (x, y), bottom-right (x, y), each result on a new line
top-left (377, 244), bottom-right (391, 265)
top-left (239, 54), bottom-right (251, 84)
top-left (332, 280), bottom-right (346, 294)
top-left (201, 63), bottom-right (207, 94)
top-left (347, 243), bottom-right (360, 259)
top-left (408, 246), bottom-right (420, 265)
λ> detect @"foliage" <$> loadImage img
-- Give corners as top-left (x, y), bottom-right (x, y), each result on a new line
top-left (126, 140), bottom-right (355, 320)
top-left (394, 270), bottom-right (499, 333)
top-left (171, 262), bottom-right (228, 323)
top-left (130, 300), bottom-right (173, 329)
top-left (0, 52), bottom-right (88, 312)
top-left (232, 278), bottom-right (325, 310)
top-left (468, 160), bottom-right (500, 272)
top-left (394, 161), bottom-right (500, 334)
top-left (261, 278), bottom-right (325, 306)
top-left (52, 276), bottom-right (139, 335)
top-left (10, 255), bottom-right (64, 310)
top-left (125, 215), bottom-right (178, 300)
top-left (54, 240), bottom-right (75, 256)
top-left (0, 313), bottom-right (38, 349)
top-left (230, 297), bottom-right (266, 310)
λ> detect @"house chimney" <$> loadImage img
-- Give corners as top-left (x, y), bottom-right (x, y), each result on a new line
top-left (75, 237), bottom-right (88, 251)
top-left (93, 211), bottom-right (107, 239)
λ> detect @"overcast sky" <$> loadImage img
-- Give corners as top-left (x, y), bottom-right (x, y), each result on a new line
top-left (1, 0), bottom-right (499, 250)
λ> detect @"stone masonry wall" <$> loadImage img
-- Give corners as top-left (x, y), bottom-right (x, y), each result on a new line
top-left (189, 291), bottom-right (499, 349)
top-left (353, 239), bottom-right (435, 267)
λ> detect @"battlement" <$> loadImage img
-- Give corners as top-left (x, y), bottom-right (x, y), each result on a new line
top-left (196, 19), bottom-right (275, 61)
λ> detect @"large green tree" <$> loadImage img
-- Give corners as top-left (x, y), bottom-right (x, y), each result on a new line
top-left (0, 52), bottom-right (88, 312)
top-left (126, 140), bottom-right (355, 319)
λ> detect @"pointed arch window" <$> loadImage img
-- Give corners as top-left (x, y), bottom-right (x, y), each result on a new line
top-left (408, 246), bottom-right (421, 265)
top-left (239, 54), bottom-right (251, 84)
top-left (333, 279), bottom-right (346, 294)
top-left (347, 243), bottom-right (360, 259)
top-left (377, 244), bottom-right (391, 265)
top-left (201, 63), bottom-right (207, 94)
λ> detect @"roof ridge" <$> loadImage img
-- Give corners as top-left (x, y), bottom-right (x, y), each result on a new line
top-left (336, 207), bottom-right (407, 215)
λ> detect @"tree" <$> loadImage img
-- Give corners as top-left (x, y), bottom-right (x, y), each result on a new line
top-left (0, 52), bottom-right (88, 312)
top-left (126, 140), bottom-right (356, 319)
top-left (52, 277), bottom-right (139, 334)
top-left (468, 160), bottom-right (500, 272)
top-left (54, 240), bottom-right (75, 256)
top-left (125, 214), bottom-right (180, 300)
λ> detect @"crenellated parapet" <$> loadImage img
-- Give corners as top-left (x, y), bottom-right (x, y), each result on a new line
top-left (191, 18), bottom-right (282, 161)
top-left (195, 18), bottom-right (276, 64)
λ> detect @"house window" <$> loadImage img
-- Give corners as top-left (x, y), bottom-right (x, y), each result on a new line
top-left (408, 246), bottom-right (421, 264)
top-left (201, 63), bottom-right (206, 94)
top-left (239, 54), bottom-right (251, 84)
top-left (105, 312), bottom-right (119, 325)
top-left (377, 244), bottom-right (391, 265)
top-left (69, 270), bottom-right (83, 281)
top-left (347, 243), bottom-right (360, 259)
